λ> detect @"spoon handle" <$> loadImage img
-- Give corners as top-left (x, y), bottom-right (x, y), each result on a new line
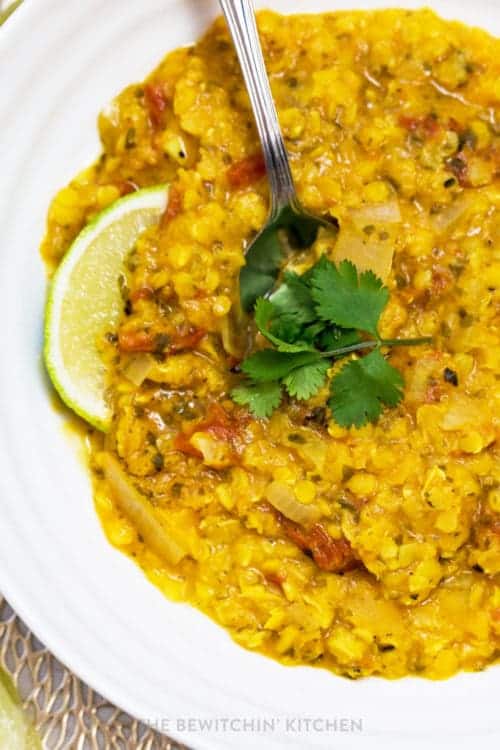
top-left (219, 0), bottom-right (297, 212)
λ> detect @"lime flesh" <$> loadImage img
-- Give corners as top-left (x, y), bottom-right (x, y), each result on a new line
top-left (44, 185), bottom-right (169, 430)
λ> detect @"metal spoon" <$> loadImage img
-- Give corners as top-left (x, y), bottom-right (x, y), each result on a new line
top-left (219, 0), bottom-right (337, 312)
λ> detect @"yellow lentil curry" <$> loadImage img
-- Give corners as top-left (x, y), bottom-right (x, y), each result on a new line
top-left (42, 9), bottom-right (500, 679)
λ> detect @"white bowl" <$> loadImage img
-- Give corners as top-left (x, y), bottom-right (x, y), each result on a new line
top-left (1, 1), bottom-right (499, 748)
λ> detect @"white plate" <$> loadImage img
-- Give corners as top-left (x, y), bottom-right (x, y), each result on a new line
top-left (0, 1), bottom-right (499, 748)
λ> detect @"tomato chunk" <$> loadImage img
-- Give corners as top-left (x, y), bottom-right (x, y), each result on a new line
top-left (174, 403), bottom-right (243, 457)
top-left (282, 518), bottom-right (359, 573)
top-left (118, 329), bottom-right (156, 353)
top-left (144, 82), bottom-right (169, 128)
top-left (173, 432), bottom-right (203, 458)
top-left (161, 185), bottom-right (183, 227)
top-left (399, 113), bottom-right (440, 137)
top-left (130, 286), bottom-right (154, 302)
top-left (227, 153), bottom-right (266, 189)
top-left (170, 328), bottom-right (206, 353)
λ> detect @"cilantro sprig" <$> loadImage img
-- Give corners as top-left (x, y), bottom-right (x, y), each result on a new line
top-left (231, 257), bottom-right (431, 428)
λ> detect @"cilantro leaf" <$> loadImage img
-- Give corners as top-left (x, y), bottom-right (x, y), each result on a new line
top-left (240, 205), bottom-right (331, 312)
top-left (231, 381), bottom-right (282, 418)
top-left (242, 349), bottom-right (322, 381)
top-left (299, 321), bottom-right (327, 345)
top-left (239, 267), bottom-right (278, 312)
top-left (270, 316), bottom-right (303, 344)
top-left (329, 349), bottom-right (404, 428)
top-left (254, 298), bottom-right (314, 352)
top-left (269, 271), bottom-right (316, 325)
top-left (283, 359), bottom-right (330, 400)
top-left (300, 252), bottom-right (330, 284)
top-left (240, 227), bottom-right (283, 312)
top-left (311, 259), bottom-right (389, 337)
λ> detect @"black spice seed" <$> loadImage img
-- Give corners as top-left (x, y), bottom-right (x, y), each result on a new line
top-left (171, 482), bottom-right (183, 497)
top-left (378, 644), bottom-right (396, 652)
top-left (124, 299), bottom-right (132, 316)
top-left (443, 177), bottom-right (456, 188)
top-left (342, 465), bottom-right (355, 481)
top-left (288, 433), bottom-right (306, 444)
top-left (472, 564), bottom-right (484, 573)
top-left (458, 307), bottom-right (474, 327)
top-left (443, 367), bottom-right (459, 386)
top-left (125, 127), bottom-right (136, 149)
top-left (152, 453), bottom-right (164, 472)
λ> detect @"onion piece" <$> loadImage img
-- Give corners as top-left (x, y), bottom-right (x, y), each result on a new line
top-left (349, 199), bottom-right (401, 229)
top-left (266, 481), bottom-right (321, 525)
top-left (220, 306), bottom-right (249, 359)
top-left (101, 452), bottom-right (187, 565)
top-left (430, 195), bottom-right (471, 233)
top-left (189, 432), bottom-right (232, 469)
top-left (333, 227), bottom-right (394, 281)
top-left (122, 353), bottom-right (154, 386)
top-left (221, 317), bottom-right (241, 358)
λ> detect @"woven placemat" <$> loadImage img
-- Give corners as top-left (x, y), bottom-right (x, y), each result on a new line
top-left (0, 596), bottom-right (187, 749)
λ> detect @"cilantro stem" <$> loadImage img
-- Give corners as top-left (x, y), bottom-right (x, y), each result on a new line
top-left (321, 341), bottom-right (378, 358)
top-left (380, 336), bottom-right (433, 347)
top-left (321, 336), bottom-right (432, 359)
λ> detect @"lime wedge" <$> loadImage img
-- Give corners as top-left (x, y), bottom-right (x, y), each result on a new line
top-left (44, 185), bottom-right (169, 431)
top-left (0, 670), bottom-right (40, 749)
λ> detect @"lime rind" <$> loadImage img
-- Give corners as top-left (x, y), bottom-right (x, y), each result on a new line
top-left (44, 184), bottom-right (169, 431)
